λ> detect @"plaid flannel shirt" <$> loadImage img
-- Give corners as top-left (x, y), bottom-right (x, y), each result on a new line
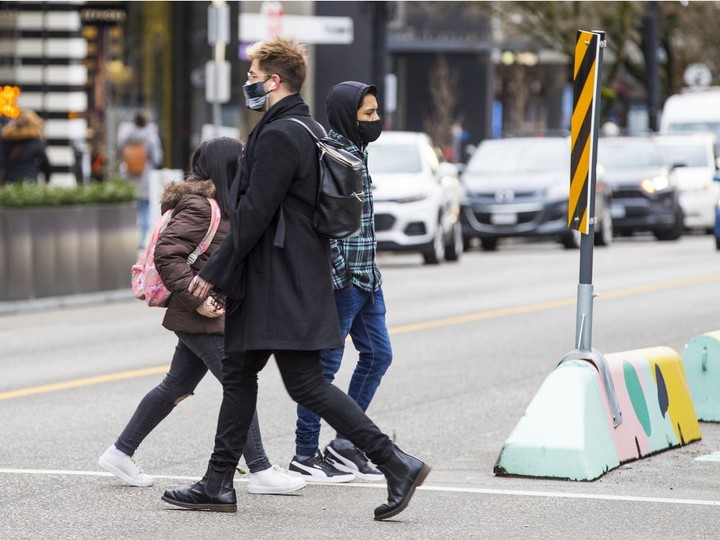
top-left (328, 130), bottom-right (382, 292)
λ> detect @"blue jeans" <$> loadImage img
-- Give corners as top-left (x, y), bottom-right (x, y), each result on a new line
top-left (294, 286), bottom-right (393, 456)
top-left (115, 332), bottom-right (271, 473)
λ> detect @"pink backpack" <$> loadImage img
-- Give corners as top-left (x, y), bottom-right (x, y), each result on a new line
top-left (131, 197), bottom-right (221, 307)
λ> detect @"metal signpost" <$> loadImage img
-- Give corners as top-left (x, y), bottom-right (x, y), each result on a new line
top-left (563, 30), bottom-right (621, 427)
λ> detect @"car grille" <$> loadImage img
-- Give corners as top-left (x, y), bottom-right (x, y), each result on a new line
top-left (612, 187), bottom-right (646, 199)
top-left (374, 214), bottom-right (396, 231)
top-left (472, 210), bottom-right (538, 225)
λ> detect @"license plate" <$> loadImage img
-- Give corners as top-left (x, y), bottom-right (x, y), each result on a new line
top-left (611, 205), bottom-right (626, 218)
top-left (491, 213), bottom-right (518, 225)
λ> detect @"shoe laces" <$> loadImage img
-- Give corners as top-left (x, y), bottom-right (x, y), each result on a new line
top-left (129, 455), bottom-right (147, 475)
top-left (269, 464), bottom-right (288, 474)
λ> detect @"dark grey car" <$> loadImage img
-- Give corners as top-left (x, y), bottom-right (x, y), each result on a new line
top-left (598, 136), bottom-right (684, 241)
top-left (460, 137), bottom-right (612, 251)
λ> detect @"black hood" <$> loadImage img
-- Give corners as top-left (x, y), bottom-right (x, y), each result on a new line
top-left (325, 81), bottom-right (376, 148)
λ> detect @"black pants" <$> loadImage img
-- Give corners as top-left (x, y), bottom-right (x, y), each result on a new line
top-left (210, 349), bottom-right (394, 470)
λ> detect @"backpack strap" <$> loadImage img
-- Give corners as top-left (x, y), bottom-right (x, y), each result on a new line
top-left (287, 116), bottom-right (327, 140)
top-left (271, 117), bottom-right (326, 249)
top-left (187, 198), bottom-right (222, 265)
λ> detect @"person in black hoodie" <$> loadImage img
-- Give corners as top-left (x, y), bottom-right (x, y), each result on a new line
top-left (290, 82), bottom-right (392, 484)
top-left (161, 37), bottom-right (430, 522)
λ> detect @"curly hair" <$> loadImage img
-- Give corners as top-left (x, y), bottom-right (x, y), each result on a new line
top-left (247, 37), bottom-right (307, 93)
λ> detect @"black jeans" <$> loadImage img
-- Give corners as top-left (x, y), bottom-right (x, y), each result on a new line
top-left (210, 349), bottom-right (394, 470)
top-left (115, 332), bottom-right (271, 473)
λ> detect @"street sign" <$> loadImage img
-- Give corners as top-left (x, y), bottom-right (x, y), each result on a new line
top-left (239, 12), bottom-right (353, 44)
top-left (569, 30), bottom-right (603, 235)
top-left (205, 60), bottom-right (230, 103)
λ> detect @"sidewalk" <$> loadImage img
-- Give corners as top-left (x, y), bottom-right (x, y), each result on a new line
top-left (0, 289), bottom-right (134, 316)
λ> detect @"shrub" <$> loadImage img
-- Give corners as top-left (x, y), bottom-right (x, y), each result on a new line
top-left (0, 180), bottom-right (137, 207)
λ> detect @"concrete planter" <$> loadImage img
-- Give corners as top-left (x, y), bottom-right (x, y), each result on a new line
top-left (0, 202), bottom-right (137, 301)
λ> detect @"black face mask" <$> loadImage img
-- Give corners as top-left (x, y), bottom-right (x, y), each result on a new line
top-left (358, 119), bottom-right (382, 144)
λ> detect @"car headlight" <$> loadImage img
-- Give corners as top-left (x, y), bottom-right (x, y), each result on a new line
top-left (640, 176), bottom-right (670, 194)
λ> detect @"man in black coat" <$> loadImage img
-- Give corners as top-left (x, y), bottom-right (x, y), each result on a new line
top-left (161, 37), bottom-right (430, 521)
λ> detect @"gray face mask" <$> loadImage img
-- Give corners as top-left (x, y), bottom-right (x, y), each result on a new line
top-left (243, 80), bottom-right (268, 111)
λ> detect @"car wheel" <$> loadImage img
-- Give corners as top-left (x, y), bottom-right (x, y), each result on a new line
top-left (422, 222), bottom-right (444, 265)
top-left (444, 221), bottom-right (463, 262)
top-left (480, 237), bottom-right (498, 251)
top-left (594, 208), bottom-right (613, 247)
top-left (653, 207), bottom-right (684, 241)
top-left (561, 229), bottom-right (581, 249)
top-left (716, 235), bottom-right (720, 250)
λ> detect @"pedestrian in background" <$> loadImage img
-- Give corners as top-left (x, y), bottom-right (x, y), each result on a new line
top-left (98, 136), bottom-right (304, 496)
top-left (162, 37), bottom-right (430, 521)
top-left (289, 81), bottom-right (391, 484)
top-left (0, 108), bottom-right (51, 184)
top-left (118, 111), bottom-right (163, 248)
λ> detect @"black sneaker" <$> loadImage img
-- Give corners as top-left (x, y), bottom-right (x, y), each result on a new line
top-left (288, 450), bottom-right (355, 483)
top-left (324, 440), bottom-right (384, 482)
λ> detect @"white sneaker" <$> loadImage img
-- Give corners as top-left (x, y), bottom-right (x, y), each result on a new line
top-left (98, 445), bottom-right (154, 487)
top-left (246, 465), bottom-right (306, 495)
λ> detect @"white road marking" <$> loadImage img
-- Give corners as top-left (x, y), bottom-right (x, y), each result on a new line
top-left (2, 468), bottom-right (720, 506)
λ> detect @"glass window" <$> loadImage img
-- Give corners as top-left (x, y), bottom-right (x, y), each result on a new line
top-left (465, 138), bottom-right (568, 174)
top-left (367, 144), bottom-right (422, 173)
top-left (598, 139), bottom-right (665, 170)
top-left (659, 144), bottom-right (710, 167)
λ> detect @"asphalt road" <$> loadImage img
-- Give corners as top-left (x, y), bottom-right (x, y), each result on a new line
top-left (2, 233), bottom-right (720, 539)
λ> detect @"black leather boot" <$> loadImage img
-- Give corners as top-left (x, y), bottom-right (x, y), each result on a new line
top-left (374, 445), bottom-right (431, 521)
top-left (162, 464), bottom-right (237, 512)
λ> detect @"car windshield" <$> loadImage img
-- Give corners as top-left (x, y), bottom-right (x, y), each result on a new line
top-left (367, 144), bottom-right (422, 173)
top-left (598, 139), bottom-right (665, 170)
top-left (465, 139), bottom-right (568, 174)
top-left (658, 143), bottom-right (710, 167)
top-left (668, 121), bottom-right (720, 139)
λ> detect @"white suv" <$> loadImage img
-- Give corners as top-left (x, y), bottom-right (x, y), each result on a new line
top-left (655, 132), bottom-right (719, 232)
top-left (367, 131), bottom-right (463, 264)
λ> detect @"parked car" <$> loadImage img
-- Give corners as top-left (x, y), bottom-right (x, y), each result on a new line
top-left (459, 136), bottom-right (613, 251)
top-left (654, 132), bottom-right (719, 233)
top-left (367, 131), bottom-right (463, 264)
top-left (598, 136), bottom-right (684, 241)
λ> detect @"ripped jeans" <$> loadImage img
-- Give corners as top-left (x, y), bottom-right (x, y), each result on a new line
top-left (114, 332), bottom-right (271, 473)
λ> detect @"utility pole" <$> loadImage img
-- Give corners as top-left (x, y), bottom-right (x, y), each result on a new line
top-left (207, 0), bottom-right (231, 132)
top-left (644, 0), bottom-right (660, 132)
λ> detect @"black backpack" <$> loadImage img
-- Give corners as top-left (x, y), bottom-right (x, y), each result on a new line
top-left (288, 118), bottom-right (365, 239)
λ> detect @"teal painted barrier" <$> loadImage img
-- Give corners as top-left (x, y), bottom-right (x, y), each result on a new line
top-left (495, 347), bottom-right (701, 481)
top-left (683, 330), bottom-right (720, 422)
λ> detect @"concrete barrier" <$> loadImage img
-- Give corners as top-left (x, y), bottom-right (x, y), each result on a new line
top-left (683, 330), bottom-right (720, 421)
top-left (494, 346), bottom-right (701, 480)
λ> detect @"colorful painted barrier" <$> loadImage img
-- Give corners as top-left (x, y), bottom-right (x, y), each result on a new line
top-left (494, 346), bottom-right (701, 481)
top-left (683, 330), bottom-right (720, 422)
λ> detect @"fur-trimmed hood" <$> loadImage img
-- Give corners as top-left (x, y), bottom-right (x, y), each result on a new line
top-left (2, 109), bottom-right (45, 141)
top-left (160, 179), bottom-right (215, 212)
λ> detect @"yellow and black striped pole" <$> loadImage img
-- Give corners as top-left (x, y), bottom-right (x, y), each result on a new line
top-left (570, 29), bottom-right (604, 352)
top-left (570, 30), bottom-right (603, 235)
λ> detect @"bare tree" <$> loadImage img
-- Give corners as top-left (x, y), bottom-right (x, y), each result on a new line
top-left (423, 56), bottom-right (460, 152)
